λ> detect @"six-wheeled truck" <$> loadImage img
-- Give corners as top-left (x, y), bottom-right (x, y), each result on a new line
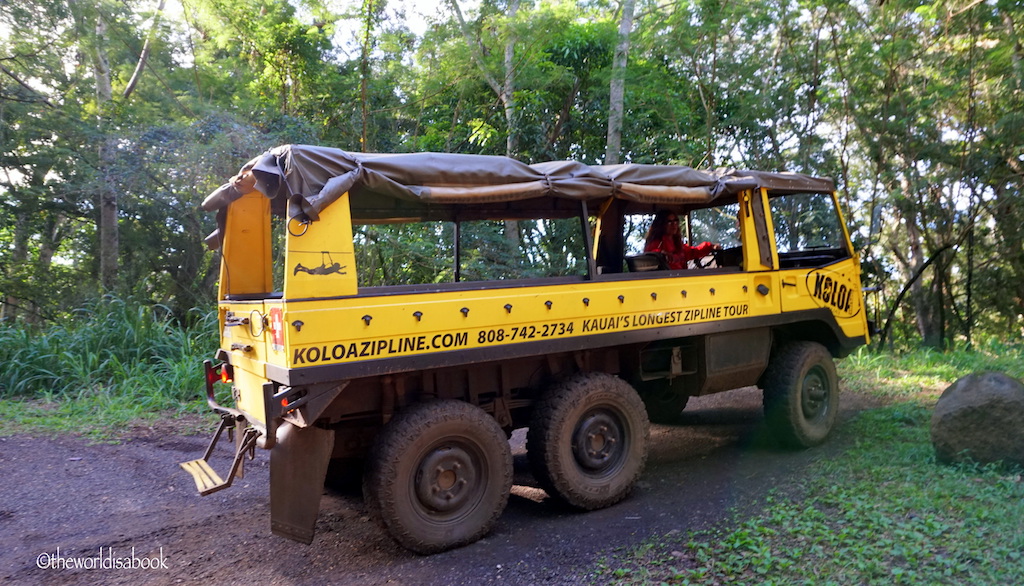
top-left (180, 145), bottom-right (869, 553)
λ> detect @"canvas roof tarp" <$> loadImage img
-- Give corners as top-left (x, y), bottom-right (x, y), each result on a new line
top-left (202, 144), bottom-right (835, 248)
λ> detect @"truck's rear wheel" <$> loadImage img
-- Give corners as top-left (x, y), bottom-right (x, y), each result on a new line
top-left (760, 341), bottom-right (839, 448)
top-left (527, 373), bottom-right (649, 510)
top-left (636, 378), bottom-right (690, 424)
top-left (363, 400), bottom-right (512, 554)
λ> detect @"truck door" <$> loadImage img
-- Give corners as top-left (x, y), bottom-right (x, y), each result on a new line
top-left (740, 188), bottom-right (781, 317)
top-left (769, 191), bottom-right (864, 327)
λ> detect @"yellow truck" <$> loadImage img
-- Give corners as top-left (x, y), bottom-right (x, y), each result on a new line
top-left (180, 145), bottom-right (869, 553)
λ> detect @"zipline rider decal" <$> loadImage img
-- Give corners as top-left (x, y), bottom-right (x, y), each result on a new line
top-left (292, 250), bottom-right (347, 276)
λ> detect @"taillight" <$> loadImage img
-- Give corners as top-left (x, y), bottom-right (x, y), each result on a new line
top-left (220, 363), bottom-right (234, 384)
top-left (207, 361), bottom-right (234, 386)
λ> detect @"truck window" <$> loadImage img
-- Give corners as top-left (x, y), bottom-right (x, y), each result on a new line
top-left (353, 221), bottom-right (454, 287)
top-left (623, 202), bottom-right (742, 268)
top-left (769, 192), bottom-right (850, 267)
top-left (688, 203), bottom-right (741, 250)
top-left (460, 218), bottom-right (588, 281)
top-left (352, 217), bottom-right (589, 287)
top-left (623, 214), bottom-right (654, 257)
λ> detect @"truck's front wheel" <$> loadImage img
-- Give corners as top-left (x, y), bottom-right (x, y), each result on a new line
top-left (363, 400), bottom-right (513, 554)
top-left (527, 373), bottom-right (649, 510)
top-left (760, 341), bottom-right (839, 448)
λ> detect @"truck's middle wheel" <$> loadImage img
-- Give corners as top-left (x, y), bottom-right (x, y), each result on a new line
top-left (363, 400), bottom-right (512, 554)
top-left (636, 378), bottom-right (690, 424)
top-left (527, 373), bottom-right (649, 510)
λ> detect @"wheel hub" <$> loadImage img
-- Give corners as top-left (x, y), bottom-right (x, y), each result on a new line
top-left (801, 367), bottom-right (829, 420)
top-left (415, 446), bottom-right (479, 513)
top-left (572, 411), bottom-right (622, 471)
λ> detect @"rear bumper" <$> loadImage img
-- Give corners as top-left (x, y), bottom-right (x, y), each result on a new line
top-left (204, 357), bottom-right (276, 441)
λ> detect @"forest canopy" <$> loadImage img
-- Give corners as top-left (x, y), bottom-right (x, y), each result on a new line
top-left (1, 0), bottom-right (1022, 349)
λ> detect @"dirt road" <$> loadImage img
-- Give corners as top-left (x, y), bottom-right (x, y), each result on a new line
top-left (1, 387), bottom-right (875, 585)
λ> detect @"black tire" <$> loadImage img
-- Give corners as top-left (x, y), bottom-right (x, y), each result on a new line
top-left (363, 400), bottom-right (512, 554)
top-left (324, 457), bottom-right (365, 494)
top-left (636, 378), bottom-right (690, 424)
top-left (760, 341), bottom-right (839, 448)
top-left (527, 373), bottom-right (649, 510)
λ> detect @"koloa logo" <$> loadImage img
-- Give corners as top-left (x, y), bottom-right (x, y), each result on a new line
top-left (805, 268), bottom-right (862, 319)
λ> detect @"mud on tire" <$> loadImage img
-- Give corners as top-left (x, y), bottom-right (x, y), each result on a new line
top-left (363, 400), bottom-right (513, 554)
top-left (760, 341), bottom-right (839, 448)
top-left (527, 373), bottom-right (649, 510)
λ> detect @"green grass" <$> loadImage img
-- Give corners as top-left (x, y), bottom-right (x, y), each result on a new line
top-left (0, 296), bottom-right (222, 439)
top-left (596, 346), bottom-right (1024, 585)
top-left (841, 340), bottom-right (1024, 399)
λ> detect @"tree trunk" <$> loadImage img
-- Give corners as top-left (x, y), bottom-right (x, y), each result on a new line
top-left (123, 0), bottom-right (166, 100)
top-left (546, 77), bottom-right (581, 156)
top-left (605, 0), bottom-right (635, 165)
top-left (2, 217), bottom-right (30, 322)
top-left (502, 0), bottom-right (519, 157)
top-left (92, 9), bottom-right (118, 291)
top-left (878, 242), bottom-right (955, 349)
top-left (902, 218), bottom-right (938, 347)
top-left (98, 140), bottom-right (119, 291)
top-left (92, 15), bottom-right (113, 104)
top-left (360, 0), bottom-right (375, 152)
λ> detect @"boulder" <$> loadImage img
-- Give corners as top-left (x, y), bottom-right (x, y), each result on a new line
top-left (930, 372), bottom-right (1024, 467)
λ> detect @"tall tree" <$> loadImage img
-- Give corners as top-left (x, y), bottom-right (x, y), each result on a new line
top-left (446, 0), bottom-right (521, 157)
top-left (605, 0), bottom-right (635, 165)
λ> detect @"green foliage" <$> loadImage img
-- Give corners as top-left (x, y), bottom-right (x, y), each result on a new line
top-left (0, 297), bottom-right (219, 435)
top-left (354, 222), bottom-right (456, 286)
top-left (3, 0), bottom-right (1024, 348)
top-left (597, 348), bottom-right (1024, 584)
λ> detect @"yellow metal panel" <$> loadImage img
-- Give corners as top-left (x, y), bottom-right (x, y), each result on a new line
top-left (233, 364), bottom-right (268, 425)
top-left (281, 273), bottom-right (776, 369)
top-left (780, 257), bottom-right (868, 340)
top-left (284, 192), bottom-right (358, 299)
top-left (219, 300), bottom-right (271, 425)
top-left (220, 192), bottom-right (273, 297)
top-left (738, 191), bottom-right (758, 270)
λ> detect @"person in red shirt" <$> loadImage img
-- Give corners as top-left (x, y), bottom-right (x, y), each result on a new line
top-left (644, 211), bottom-right (721, 270)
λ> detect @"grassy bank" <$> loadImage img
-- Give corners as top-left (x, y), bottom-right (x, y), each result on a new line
top-left (597, 344), bottom-right (1024, 585)
top-left (0, 297), bottom-right (219, 438)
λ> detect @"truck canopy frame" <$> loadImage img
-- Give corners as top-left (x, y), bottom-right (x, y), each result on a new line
top-left (201, 145), bottom-right (835, 248)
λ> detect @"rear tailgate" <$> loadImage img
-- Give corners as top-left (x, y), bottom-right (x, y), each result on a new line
top-left (219, 300), bottom-right (271, 426)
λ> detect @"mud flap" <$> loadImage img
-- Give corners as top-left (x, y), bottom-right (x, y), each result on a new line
top-left (270, 422), bottom-right (335, 544)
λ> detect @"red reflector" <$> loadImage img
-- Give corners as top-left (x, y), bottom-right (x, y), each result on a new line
top-left (281, 398), bottom-right (289, 407)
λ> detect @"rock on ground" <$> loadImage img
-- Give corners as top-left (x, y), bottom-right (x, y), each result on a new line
top-left (931, 372), bottom-right (1024, 467)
